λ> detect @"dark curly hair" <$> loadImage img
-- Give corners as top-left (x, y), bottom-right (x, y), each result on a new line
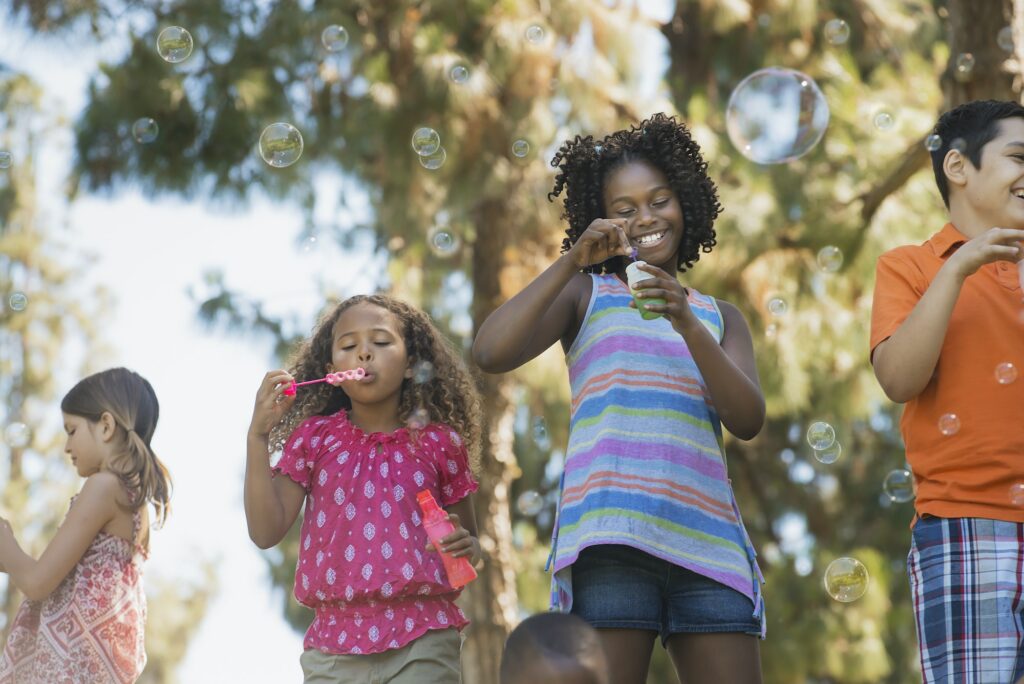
top-left (548, 112), bottom-right (722, 274)
top-left (270, 294), bottom-right (483, 473)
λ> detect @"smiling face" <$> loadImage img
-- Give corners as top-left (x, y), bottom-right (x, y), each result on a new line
top-left (328, 302), bottom-right (413, 407)
top-left (952, 117), bottom-right (1024, 232)
top-left (62, 412), bottom-right (114, 477)
top-left (603, 160), bottom-right (685, 271)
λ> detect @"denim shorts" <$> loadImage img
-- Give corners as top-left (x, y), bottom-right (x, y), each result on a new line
top-left (569, 544), bottom-right (761, 645)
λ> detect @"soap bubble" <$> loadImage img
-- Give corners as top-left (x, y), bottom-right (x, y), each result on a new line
top-left (418, 147), bottom-right (447, 170)
top-left (767, 297), bottom-right (787, 317)
top-left (131, 118), bottom-right (159, 144)
top-left (955, 53), bottom-right (976, 80)
top-left (3, 422), bottom-right (30, 448)
top-left (406, 407), bottom-right (429, 430)
top-left (938, 413), bottom-right (960, 436)
top-left (813, 441), bottom-right (842, 465)
top-left (1011, 483), bottom-right (1024, 506)
top-left (999, 26), bottom-right (1015, 52)
top-left (883, 469), bottom-right (915, 503)
top-left (516, 490), bottom-right (544, 516)
top-left (765, 322), bottom-right (778, 339)
top-left (450, 64), bottom-right (470, 84)
top-left (925, 134), bottom-right (942, 151)
top-left (824, 557), bottom-right (869, 602)
top-left (873, 111), bottom-right (894, 130)
top-left (995, 362), bottom-right (1017, 385)
top-left (427, 226), bottom-right (459, 257)
top-left (532, 417), bottom-right (551, 450)
top-left (258, 123), bottom-right (304, 168)
top-left (525, 25), bottom-right (546, 44)
top-left (8, 292), bottom-right (27, 311)
top-left (0, 151), bottom-right (11, 169)
top-left (725, 67), bottom-right (830, 164)
top-left (806, 421), bottom-right (836, 451)
top-left (411, 360), bottom-right (435, 384)
top-left (321, 25), bottom-right (349, 52)
top-left (411, 127), bottom-right (441, 157)
top-left (511, 139), bottom-right (530, 158)
top-left (950, 137), bottom-right (967, 153)
top-left (156, 26), bottom-right (194, 63)
top-left (817, 246), bottom-right (843, 273)
top-left (823, 19), bottom-right (850, 45)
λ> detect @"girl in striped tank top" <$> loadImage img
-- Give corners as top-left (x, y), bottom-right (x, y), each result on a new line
top-left (474, 113), bottom-right (766, 684)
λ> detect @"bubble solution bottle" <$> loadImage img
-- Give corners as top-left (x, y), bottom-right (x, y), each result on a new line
top-left (416, 490), bottom-right (478, 588)
top-left (625, 260), bottom-right (666, 320)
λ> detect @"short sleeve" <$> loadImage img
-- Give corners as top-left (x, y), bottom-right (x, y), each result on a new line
top-left (431, 426), bottom-right (478, 507)
top-left (272, 417), bottom-right (321, 491)
top-left (870, 249), bottom-right (926, 361)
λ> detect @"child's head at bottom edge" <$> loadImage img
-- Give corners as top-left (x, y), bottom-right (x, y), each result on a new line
top-left (500, 612), bottom-right (609, 684)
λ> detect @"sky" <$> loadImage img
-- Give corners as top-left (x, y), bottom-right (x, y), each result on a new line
top-left (0, 2), bottom-right (673, 681)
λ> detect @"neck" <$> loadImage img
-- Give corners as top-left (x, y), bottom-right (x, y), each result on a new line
top-left (347, 395), bottom-right (404, 435)
top-left (947, 202), bottom-right (1017, 239)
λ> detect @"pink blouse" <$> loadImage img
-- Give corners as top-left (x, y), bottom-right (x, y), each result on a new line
top-left (274, 410), bottom-right (478, 655)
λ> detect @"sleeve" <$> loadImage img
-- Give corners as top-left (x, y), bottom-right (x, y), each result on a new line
top-left (271, 418), bottom-right (319, 491)
top-left (870, 250), bottom-right (926, 361)
top-left (433, 426), bottom-right (478, 507)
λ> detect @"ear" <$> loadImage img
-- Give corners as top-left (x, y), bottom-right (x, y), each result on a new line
top-left (943, 148), bottom-right (969, 191)
top-left (97, 411), bottom-right (118, 442)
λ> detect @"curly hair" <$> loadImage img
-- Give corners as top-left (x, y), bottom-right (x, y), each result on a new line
top-left (269, 294), bottom-right (483, 473)
top-left (548, 112), bottom-right (722, 274)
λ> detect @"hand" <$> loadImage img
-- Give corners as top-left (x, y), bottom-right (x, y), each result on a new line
top-left (946, 227), bottom-right (1024, 280)
top-left (248, 370), bottom-right (296, 441)
top-left (566, 218), bottom-right (633, 269)
top-left (426, 513), bottom-right (482, 566)
top-left (628, 262), bottom-right (701, 334)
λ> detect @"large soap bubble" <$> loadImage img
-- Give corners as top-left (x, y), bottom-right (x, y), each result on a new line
top-left (726, 67), bottom-right (830, 164)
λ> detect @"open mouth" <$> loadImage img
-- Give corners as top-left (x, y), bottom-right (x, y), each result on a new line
top-left (635, 230), bottom-right (668, 248)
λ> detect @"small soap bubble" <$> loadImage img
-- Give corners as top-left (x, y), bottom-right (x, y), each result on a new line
top-left (8, 292), bottom-right (27, 311)
top-left (999, 26), bottom-right (1015, 52)
top-left (258, 123), bottom-right (304, 168)
top-left (824, 19), bottom-right (850, 46)
top-left (813, 441), bottom-right (842, 465)
top-left (411, 127), bottom-right (441, 157)
top-left (726, 68), bottom-right (830, 164)
top-left (427, 226), bottom-right (459, 257)
top-left (511, 139), bottom-right (530, 158)
top-left (406, 407), bottom-right (429, 430)
top-left (0, 151), bottom-right (11, 169)
top-left (131, 117), bottom-right (159, 144)
top-left (817, 246), bottom-right (843, 273)
top-left (419, 147), bottom-right (447, 170)
top-left (995, 362), bottom-right (1018, 385)
top-left (824, 557), bottom-right (869, 602)
top-left (1011, 483), bottom-right (1024, 506)
top-left (321, 25), bottom-right (349, 52)
top-left (516, 490), bottom-right (544, 516)
top-left (411, 360), bottom-right (435, 384)
top-left (156, 26), bottom-right (194, 63)
top-left (525, 25), bottom-right (546, 44)
top-left (532, 417), bottom-right (551, 450)
top-left (765, 322), bottom-right (778, 339)
top-left (806, 421), bottom-right (836, 451)
top-left (873, 111), bottom-right (894, 130)
top-left (3, 422), bottom-right (30, 449)
top-left (950, 137), bottom-right (967, 153)
top-left (938, 413), bottom-right (960, 436)
top-left (301, 235), bottom-right (318, 253)
top-left (767, 297), bottom-right (788, 317)
top-left (883, 469), bottom-right (915, 503)
top-left (954, 53), bottom-right (975, 80)
top-left (925, 134), bottom-right (942, 151)
top-left (449, 64), bottom-right (470, 84)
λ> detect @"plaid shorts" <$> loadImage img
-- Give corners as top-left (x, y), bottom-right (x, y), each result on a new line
top-left (908, 516), bottom-right (1024, 683)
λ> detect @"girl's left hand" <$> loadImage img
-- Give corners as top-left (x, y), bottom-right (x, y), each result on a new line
top-left (629, 263), bottom-right (701, 334)
top-left (426, 513), bottom-right (482, 567)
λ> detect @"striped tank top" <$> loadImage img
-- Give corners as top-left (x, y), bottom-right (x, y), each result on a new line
top-left (548, 273), bottom-right (765, 635)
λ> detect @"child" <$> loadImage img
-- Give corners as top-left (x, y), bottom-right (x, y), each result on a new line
top-left (499, 612), bottom-right (609, 684)
top-left (246, 294), bottom-right (483, 683)
top-left (473, 113), bottom-right (766, 684)
top-left (0, 367), bottom-right (171, 684)
top-left (870, 100), bottom-right (1024, 682)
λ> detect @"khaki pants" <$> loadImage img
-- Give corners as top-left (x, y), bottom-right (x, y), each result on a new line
top-left (299, 628), bottom-right (462, 683)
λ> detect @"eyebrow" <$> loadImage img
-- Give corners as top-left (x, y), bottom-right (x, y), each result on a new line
top-left (609, 186), bottom-right (672, 204)
top-left (335, 327), bottom-right (396, 339)
top-left (1004, 142), bottom-right (1024, 151)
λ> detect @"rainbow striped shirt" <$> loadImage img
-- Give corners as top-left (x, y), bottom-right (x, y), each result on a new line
top-left (548, 273), bottom-right (765, 635)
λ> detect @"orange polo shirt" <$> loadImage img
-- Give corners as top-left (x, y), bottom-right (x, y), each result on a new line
top-left (870, 223), bottom-right (1024, 523)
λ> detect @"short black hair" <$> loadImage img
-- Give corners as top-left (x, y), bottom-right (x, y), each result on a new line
top-left (499, 612), bottom-right (606, 684)
top-left (931, 99), bottom-right (1024, 208)
top-left (548, 112), bottom-right (722, 274)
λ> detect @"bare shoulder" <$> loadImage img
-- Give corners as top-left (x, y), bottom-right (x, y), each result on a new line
top-left (72, 473), bottom-right (121, 518)
top-left (715, 299), bottom-right (750, 329)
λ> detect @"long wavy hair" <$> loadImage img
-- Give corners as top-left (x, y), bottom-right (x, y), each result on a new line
top-left (61, 367), bottom-right (172, 528)
top-left (270, 294), bottom-right (483, 472)
top-left (548, 112), bottom-right (723, 275)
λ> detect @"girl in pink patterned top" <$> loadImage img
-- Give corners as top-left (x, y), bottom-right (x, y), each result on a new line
top-left (245, 294), bottom-right (483, 683)
top-left (0, 367), bottom-right (172, 684)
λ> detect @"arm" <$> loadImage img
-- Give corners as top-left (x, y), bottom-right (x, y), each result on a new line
top-left (472, 219), bottom-right (632, 373)
top-left (245, 370), bottom-right (307, 549)
top-left (431, 495), bottom-right (482, 567)
top-left (872, 227), bottom-right (1024, 403)
top-left (0, 473), bottom-right (119, 601)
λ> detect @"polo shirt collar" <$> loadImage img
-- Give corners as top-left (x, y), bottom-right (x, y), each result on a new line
top-left (927, 222), bottom-right (968, 258)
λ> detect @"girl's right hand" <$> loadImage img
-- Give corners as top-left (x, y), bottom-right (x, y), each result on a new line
top-left (566, 218), bottom-right (633, 269)
top-left (248, 370), bottom-right (296, 440)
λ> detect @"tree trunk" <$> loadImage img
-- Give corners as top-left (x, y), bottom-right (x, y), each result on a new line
top-left (460, 197), bottom-right (520, 684)
top-left (944, 0), bottom-right (1016, 104)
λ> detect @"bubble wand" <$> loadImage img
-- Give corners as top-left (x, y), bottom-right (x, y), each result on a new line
top-left (282, 368), bottom-right (365, 396)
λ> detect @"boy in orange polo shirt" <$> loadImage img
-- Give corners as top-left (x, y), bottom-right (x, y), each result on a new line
top-left (871, 100), bottom-right (1024, 683)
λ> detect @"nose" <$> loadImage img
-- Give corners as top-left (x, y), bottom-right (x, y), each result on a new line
top-left (635, 206), bottom-right (655, 229)
top-left (357, 341), bottom-right (373, 363)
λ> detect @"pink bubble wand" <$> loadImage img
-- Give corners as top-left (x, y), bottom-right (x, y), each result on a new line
top-left (282, 368), bottom-right (366, 396)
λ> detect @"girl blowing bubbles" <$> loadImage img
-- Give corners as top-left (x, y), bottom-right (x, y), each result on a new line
top-left (246, 294), bottom-right (483, 683)
top-left (473, 113), bottom-right (767, 684)
top-left (0, 368), bottom-right (171, 684)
